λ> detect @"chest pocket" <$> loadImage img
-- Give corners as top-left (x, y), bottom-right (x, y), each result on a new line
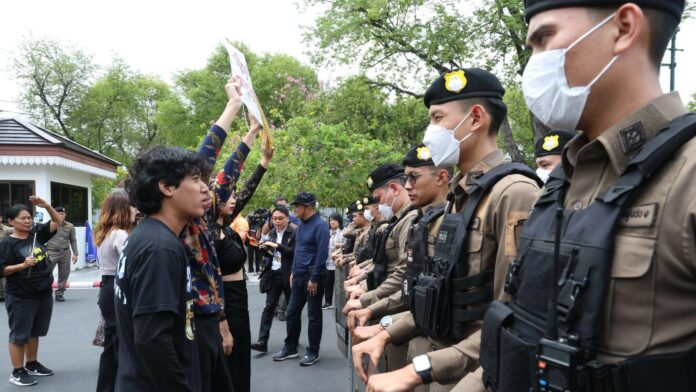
top-left (465, 194), bottom-right (490, 275)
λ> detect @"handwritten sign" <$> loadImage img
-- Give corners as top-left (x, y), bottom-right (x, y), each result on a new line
top-left (223, 41), bottom-right (273, 148)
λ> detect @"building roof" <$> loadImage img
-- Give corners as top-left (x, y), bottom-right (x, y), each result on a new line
top-left (0, 117), bottom-right (121, 167)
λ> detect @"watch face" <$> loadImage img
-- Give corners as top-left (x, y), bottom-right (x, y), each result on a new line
top-left (380, 315), bottom-right (393, 327)
top-left (413, 355), bottom-right (430, 372)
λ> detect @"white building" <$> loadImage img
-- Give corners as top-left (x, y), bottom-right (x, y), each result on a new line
top-left (0, 117), bottom-right (120, 269)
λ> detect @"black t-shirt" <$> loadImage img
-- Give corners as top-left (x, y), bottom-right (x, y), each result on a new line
top-left (114, 217), bottom-right (197, 391)
top-left (0, 221), bottom-right (56, 299)
top-left (215, 225), bottom-right (247, 275)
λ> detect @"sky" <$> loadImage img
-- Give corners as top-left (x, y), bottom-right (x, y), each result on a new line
top-left (0, 0), bottom-right (695, 119)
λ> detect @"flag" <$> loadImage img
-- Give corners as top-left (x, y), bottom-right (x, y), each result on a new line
top-left (85, 221), bottom-right (98, 264)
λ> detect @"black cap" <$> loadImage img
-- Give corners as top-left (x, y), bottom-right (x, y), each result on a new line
top-left (402, 144), bottom-right (435, 168)
top-left (535, 130), bottom-right (576, 157)
top-left (347, 199), bottom-right (367, 214)
top-left (524, 0), bottom-right (685, 22)
top-left (367, 164), bottom-right (404, 192)
top-left (291, 192), bottom-right (317, 206)
top-left (424, 68), bottom-right (505, 109)
top-left (55, 207), bottom-right (66, 213)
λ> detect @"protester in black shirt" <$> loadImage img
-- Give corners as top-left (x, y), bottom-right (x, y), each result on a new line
top-left (115, 147), bottom-right (210, 392)
top-left (0, 196), bottom-right (63, 386)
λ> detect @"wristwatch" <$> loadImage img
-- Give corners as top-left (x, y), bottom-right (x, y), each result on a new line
top-left (412, 354), bottom-right (433, 384)
top-left (379, 315), bottom-right (393, 329)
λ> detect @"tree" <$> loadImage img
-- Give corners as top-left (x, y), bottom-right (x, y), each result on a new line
top-left (13, 36), bottom-right (95, 138)
top-left (688, 92), bottom-right (696, 112)
top-left (303, 0), bottom-right (542, 161)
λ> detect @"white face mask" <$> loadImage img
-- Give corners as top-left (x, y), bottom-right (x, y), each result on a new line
top-left (364, 209), bottom-right (374, 222)
top-left (522, 13), bottom-right (619, 131)
top-left (422, 111), bottom-right (474, 167)
top-left (378, 188), bottom-right (395, 220)
top-left (536, 168), bottom-right (552, 183)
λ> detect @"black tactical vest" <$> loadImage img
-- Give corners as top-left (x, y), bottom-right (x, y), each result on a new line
top-left (404, 205), bottom-right (446, 311)
top-left (355, 221), bottom-right (385, 263)
top-left (368, 208), bottom-right (415, 291)
top-left (412, 163), bottom-right (541, 341)
top-left (480, 114), bottom-right (696, 392)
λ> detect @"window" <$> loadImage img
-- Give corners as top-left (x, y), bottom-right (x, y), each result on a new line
top-left (0, 181), bottom-right (35, 218)
top-left (51, 182), bottom-right (88, 227)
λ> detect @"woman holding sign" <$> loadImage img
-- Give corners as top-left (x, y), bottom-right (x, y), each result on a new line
top-left (0, 196), bottom-right (62, 387)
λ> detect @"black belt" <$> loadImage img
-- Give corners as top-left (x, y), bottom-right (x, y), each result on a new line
top-left (583, 346), bottom-right (696, 392)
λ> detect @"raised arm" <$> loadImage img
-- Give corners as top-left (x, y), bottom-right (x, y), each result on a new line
top-left (198, 78), bottom-right (243, 168)
top-left (230, 137), bottom-right (274, 219)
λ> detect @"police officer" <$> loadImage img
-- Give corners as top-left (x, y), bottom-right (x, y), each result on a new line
top-left (343, 196), bottom-right (387, 295)
top-left (351, 68), bottom-right (541, 392)
top-left (46, 207), bottom-right (77, 302)
top-left (348, 145), bottom-right (451, 334)
top-left (475, 1), bottom-right (696, 392)
top-left (343, 163), bottom-right (419, 372)
top-left (534, 130), bottom-right (576, 183)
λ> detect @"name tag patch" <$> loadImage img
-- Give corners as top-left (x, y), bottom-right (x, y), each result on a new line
top-left (620, 204), bottom-right (657, 228)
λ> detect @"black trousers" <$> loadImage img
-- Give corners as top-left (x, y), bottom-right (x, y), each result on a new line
top-left (97, 275), bottom-right (117, 392)
top-left (194, 315), bottom-right (234, 392)
top-left (246, 245), bottom-right (262, 273)
top-left (257, 270), bottom-right (291, 343)
top-left (284, 273), bottom-right (324, 354)
top-left (224, 281), bottom-right (251, 392)
top-left (324, 269), bottom-right (335, 306)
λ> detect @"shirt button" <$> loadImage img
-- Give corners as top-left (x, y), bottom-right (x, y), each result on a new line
top-left (573, 202), bottom-right (583, 210)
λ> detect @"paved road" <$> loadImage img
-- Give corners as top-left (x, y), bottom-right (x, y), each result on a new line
top-left (0, 269), bottom-right (350, 392)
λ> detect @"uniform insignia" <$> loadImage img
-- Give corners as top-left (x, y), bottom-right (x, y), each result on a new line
top-left (363, 198), bottom-right (369, 204)
top-left (444, 70), bottom-right (467, 93)
top-left (367, 177), bottom-right (374, 188)
top-left (416, 146), bottom-right (432, 160)
top-left (620, 203), bottom-right (657, 228)
top-left (542, 135), bottom-right (560, 151)
top-left (465, 171), bottom-right (484, 186)
top-left (619, 122), bottom-right (646, 153)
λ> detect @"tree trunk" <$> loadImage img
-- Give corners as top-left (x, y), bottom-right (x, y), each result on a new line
top-left (499, 118), bottom-right (526, 163)
top-left (530, 111), bottom-right (551, 143)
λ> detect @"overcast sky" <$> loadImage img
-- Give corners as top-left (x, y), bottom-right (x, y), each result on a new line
top-left (1, 0), bottom-right (694, 118)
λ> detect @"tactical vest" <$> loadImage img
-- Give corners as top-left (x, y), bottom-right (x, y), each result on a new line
top-left (356, 221), bottom-right (386, 264)
top-left (368, 208), bottom-right (415, 291)
top-left (404, 205), bottom-right (445, 311)
top-left (412, 163), bottom-right (542, 341)
top-left (342, 235), bottom-right (356, 255)
top-left (480, 113), bottom-right (696, 392)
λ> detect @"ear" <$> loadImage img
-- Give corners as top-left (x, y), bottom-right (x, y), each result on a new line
top-left (613, 4), bottom-right (644, 56)
top-left (436, 169), bottom-right (449, 185)
top-left (158, 180), bottom-right (175, 198)
top-left (470, 104), bottom-right (488, 133)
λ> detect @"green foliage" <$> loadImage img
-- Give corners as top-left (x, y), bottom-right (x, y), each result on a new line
top-left (689, 92), bottom-right (696, 112)
top-left (91, 167), bottom-right (128, 213)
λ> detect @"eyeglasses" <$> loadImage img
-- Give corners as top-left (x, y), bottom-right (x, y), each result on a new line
top-left (404, 170), bottom-right (439, 185)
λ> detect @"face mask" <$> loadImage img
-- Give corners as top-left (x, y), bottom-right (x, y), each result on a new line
top-left (522, 13), bottom-right (619, 131)
top-left (536, 168), bottom-right (552, 183)
top-left (378, 188), bottom-right (395, 220)
top-left (422, 112), bottom-right (474, 167)
top-left (364, 209), bottom-right (374, 222)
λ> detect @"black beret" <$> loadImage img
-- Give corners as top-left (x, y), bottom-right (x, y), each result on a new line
top-left (291, 192), bottom-right (317, 206)
top-left (535, 130), bottom-right (577, 157)
top-left (424, 68), bottom-right (505, 108)
top-left (54, 207), bottom-right (66, 213)
top-left (402, 144), bottom-right (435, 168)
top-left (367, 164), bottom-right (405, 192)
top-left (524, 0), bottom-right (685, 22)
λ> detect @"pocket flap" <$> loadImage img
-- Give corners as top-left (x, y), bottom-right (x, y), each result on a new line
top-left (611, 235), bottom-right (655, 278)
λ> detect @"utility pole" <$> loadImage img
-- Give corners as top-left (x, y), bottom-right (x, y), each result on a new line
top-left (661, 28), bottom-right (683, 92)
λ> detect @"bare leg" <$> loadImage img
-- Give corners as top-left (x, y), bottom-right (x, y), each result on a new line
top-left (25, 337), bottom-right (38, 363)
top-left (9, 342), bottom-right (25, 369)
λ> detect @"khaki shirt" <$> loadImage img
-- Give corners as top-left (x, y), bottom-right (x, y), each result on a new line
top-left (46, 221), bottom-right (78, 254)
top-left (386, 150), bottom-right (540, 385)
top-left (367, 200), bottom-right (447, 319)
top-left (359, 203), bottom-right (418, 307)
top-left (459, 92), bottom-right (694, 391)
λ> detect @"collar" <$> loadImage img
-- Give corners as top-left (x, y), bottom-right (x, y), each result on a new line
top-left (563, 92), bottom-right (686, 176)
top-left (420, 199), bottom-right (447, 214)
top-left (450, 150), bottom-right (505, 196)
top-left (394, 202), bottom-right (413, 219)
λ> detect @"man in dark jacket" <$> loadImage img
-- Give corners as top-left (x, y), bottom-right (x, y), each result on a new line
top-left (251, 206), bottom-right (295, 353)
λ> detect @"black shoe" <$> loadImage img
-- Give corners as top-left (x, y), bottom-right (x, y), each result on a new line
top-left (25, 361), bottom-right (53, 377)
top-left (9, 369), bottom-right (37, 386)
top-left (277, 312), bottom-right (286, 321)
top-left (251, 341), bottom-right (268, 353)
top-left (299, 352), bottom-right (320, 367)
top-left (0, 297), bottom-right (5, 302)
top-left (321, 303), bottom-right (334, 310)
top-left (54, 295), bottom-right (64, 302)
top-left (272, 347), bottom-right (299, 361)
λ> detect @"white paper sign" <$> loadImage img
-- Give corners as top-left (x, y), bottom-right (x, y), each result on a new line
top-left (223, 41), bottom-right (263, 125)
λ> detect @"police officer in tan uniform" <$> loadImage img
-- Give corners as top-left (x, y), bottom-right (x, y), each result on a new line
top-left (46, 207), bottom-right (77, 302)
top-left (343, 163), bottom-right (419, 372)
top-left (351, 68), bottom-right (541, 392)
top-left (473, 1), bottom-right (696, 391)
